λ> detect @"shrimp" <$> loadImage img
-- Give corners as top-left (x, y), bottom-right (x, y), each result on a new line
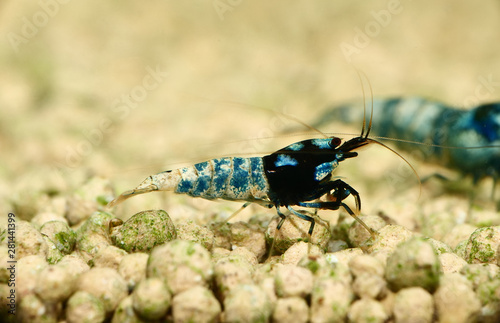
top-left (107, 104), bottom-right (414, 236)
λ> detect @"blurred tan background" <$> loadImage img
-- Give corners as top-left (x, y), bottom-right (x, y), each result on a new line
top-left (1, 1), bottom-right (500, 220)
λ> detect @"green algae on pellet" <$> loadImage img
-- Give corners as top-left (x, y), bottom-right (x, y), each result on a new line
top-left (111, 209), bottom-right (176, 253)
top-left (75, 211), bottom-right (115, 263)
top-left (464, 226), bottom-right (500, 264)
top-left (40, 220), bottom-right (76, 255)
top-left (475, 277), bottom-right (500, 320)
top-left (175, 219), bottom-right (215, 251)
top-left (385, 237), bottom-right (441, 293)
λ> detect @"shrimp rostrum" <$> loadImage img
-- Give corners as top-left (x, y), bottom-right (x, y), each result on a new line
top-left (108, 117), bottom-right (398, 236)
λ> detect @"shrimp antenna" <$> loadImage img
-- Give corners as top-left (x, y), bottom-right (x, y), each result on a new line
top-left (355, 69), bottom-right (374, 140)
top-left (355, 69), bottom-right (421, 198)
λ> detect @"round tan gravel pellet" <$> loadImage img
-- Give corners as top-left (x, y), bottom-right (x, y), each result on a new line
top-left (434, 273), bottom-right (481, 323)
top-left (230, 246), bottom-right (259, 266)
top-left (147, 239), bottom-right (213, 294)
top-left (347, 298), bottom-right (388, 323)
top-left (348, 254), bottom-right (385, 278)
top-left (214, 255), bottom-right (253, 300)
top-left (111, 296), bottom-right (143, 323)
top-left (175, 220), bottom-right (215, 251)
top-left (17, 220), bottom-right (48, 259)
top-left (58, 254), bottom-right (90, 278)
top-left (329, 247), bottom-right (363, 267)
top-left (19, 293), bottom-right (59, 323)
top-left (66, 196), bottom-right (98, 227)
top-left (118, 253), bottom-right (149, 290)
top-left (310, 277), bottom-right (354, 323)
top-left (281, 241), bottom-right (323, 265)
top-left (32, 212), bottom-right (68, 230)
top-left (385, 237), bottom-right (441, 292)
top-left (34, 264), bottom-right (75, 303)
top-left (17, 255), bottom-right (48, 299)
top-left (132, 277), bottom-right (171, 320)
top-left (272, 296), bottom-right (309, 323)
top-left (393, 287), bottom-right (434, 323)
top-left (91, 245), bottom-right (128, 269)
top-left (439, 252), bottom-right (467, 273)
top-left (366, 224), bottom-right (414, 254)
top-left (274, 264), bottom-right (313, 298)
top-left (352, 273), bottom-right (387, 299)
top-left (230, 221), bottom-right (267, 260)
top-left (224, 284), bottom-right (272, 323)
top-left (171, 285), bottom-right (221, 323)
top-left (66, 291), bottom-right (106, 323)
top-left (348, 214), bottom-right (387, 247)
top-left (75, 211), bottom-right (115, 263)
top-left (77, 267), bottom-right (128, 314)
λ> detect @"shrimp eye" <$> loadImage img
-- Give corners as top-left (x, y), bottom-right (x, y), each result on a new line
top-left (330, 137), bottom-right (342, 148)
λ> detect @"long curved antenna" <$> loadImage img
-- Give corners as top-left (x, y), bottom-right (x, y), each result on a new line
top-left (367, 138), bottom-right (422, 198)
top-left (366, 73), bottom-right (374, 139)
top-left (367, 135), bottom-right (500, 150)
top-left (355, 69), bottom-right (368, 139)
top-left (355, 69), bottom-right (374, 140)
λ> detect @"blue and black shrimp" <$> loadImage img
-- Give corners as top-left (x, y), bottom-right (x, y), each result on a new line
top-left (108, 125), bottom-right (380, 235)
top-left (313, 97), bottom-right (500, 185)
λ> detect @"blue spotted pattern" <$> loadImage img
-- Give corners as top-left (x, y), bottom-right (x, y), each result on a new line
top-left (175, 157), bottom-right (269, 201)
top-left (285, 142), bottom-right (304, 151)
top-left (249, 157), bottom-right (269, 197)
top-left (190, 162), bottom-right (211, 197)
top-left (207, 158), bottom-right (232, 198)
top-left (228, 157), bottom-right (251, 199)
top-left (311, 138), bottom-right (332, 149)
top-left (275, 154), bottom-right (298, 167)
top-left (176, 167), bottom-right (196, 193)
top-left (314, 161), bottom-right (337, 181)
